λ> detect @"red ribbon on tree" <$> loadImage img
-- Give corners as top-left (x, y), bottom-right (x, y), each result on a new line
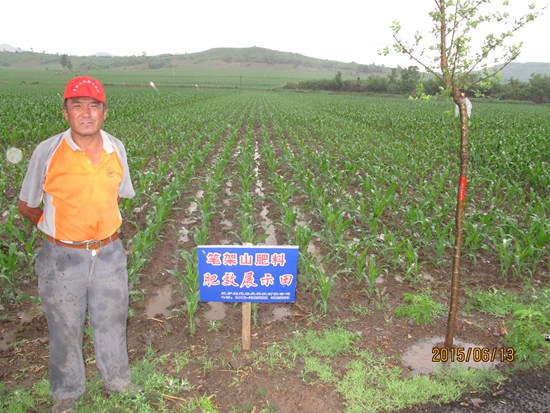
top-left (459, 175), bottom-right (467, 202)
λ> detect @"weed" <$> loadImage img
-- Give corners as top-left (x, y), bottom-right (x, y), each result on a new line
top-left (394, 292), bottom-right (444, 324)
top-left (336, 353), bottom-right (501, 413)
top-left (0, 346), bottom-right (203, 412)
top-left (0, 384), bottom-right (36, 413)
top-left (129, 289), bottom-right (146, 303)
top-left (350, 304), bottom-right (371, 316)
top-left (248, 342), bottom-right (293, 370)
top-left (287, 327), bottom-right (361, 358)
top-left (465, 288), bottom-right (523, 317)
top-left (200, 353), bottom-right (217, 375)
top-left (505, 308), bottom-right (550, 367)
top-left (171, 351), bottom-right (192, 374)
top-left (302, 356), bottom-right (336, 384)
top-left (255, 387), bottom-right (268, 397)
top-left (207, 320), bottom-right (223, 332)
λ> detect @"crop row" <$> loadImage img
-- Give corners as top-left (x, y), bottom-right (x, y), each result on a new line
top-left (1, 87), bottom-right (548, 305)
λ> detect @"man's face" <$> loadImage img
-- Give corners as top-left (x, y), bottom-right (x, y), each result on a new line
top-left (63, 97), bottom-right (108, 139)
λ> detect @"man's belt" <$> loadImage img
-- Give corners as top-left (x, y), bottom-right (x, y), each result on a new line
top-left (46, 232), bottom-right (119, 250)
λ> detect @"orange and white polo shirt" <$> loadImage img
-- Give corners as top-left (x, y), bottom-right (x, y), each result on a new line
top-left (19, 129), bottom-right (135, 242)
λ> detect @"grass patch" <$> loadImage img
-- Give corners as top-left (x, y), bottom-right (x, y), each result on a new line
top-left (394, 292), bottom-right (444, 324)
top-left (0, 379), bottom-right (51, 413)
top-left (1, 326), bottom-right (522, 413)
top-left (465, 288), bottom-right (523, 316)
top-left (76, 346), bottom-right (195, 413)
top-left (287, 327), bottom-right (361, 357)
top-left (247, 341), bottom-right (294, 371)
top-left (302, 356), bottom-right (337, 384)
top-left (0, 346), bottom-right (218, 413)
top-left (465, 286), bottom-right (550, 368)
top-left (505, 308), bottom-right (550, 367)
top-left (337, 350), bottom-right (503, 413)
top-left (244, 328), bottom-right (505, 412)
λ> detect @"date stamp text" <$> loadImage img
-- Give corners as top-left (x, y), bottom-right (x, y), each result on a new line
top-left (432, 346), bottom-right (515, 363)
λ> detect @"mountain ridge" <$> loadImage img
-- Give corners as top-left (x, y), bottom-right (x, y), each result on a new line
top-left (1, 44), bottom-right (549, 82)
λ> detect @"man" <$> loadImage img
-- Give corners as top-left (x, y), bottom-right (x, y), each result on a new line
top-left (18, 76), bottom-right (136, 413)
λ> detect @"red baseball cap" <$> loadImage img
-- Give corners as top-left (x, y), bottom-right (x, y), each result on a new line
top-left (63, 76), bottom-right (106, 104)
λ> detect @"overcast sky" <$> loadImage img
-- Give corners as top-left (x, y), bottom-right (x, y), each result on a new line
top-left (2, 0), bottom-right (549, 67)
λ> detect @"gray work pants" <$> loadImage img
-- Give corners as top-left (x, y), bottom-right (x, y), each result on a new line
top-left (36, 238), bottom-right (131, 401)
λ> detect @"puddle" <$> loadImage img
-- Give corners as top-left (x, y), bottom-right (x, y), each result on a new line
top-left (402, 337), bottom-right (500, 375)
top-left (145, 284), bottom-right (173, 318)
top-left (255, 177), bottom-right (264, 197)
top-left (225, 180), bottom-right (233, 194)
top-left (254, 143), bottom-right (265, 197)
top-left (204, 302), bottom-right (227, 321)
top-left (260, 205), bottom-right (278, 245)
top-left (296, 218), bottom-right (322, 258)
top-left (0, 328), bottom-right (20, 351)
top-left (187, 201), bottom-right (198, 214)
top-left (178, 226), bottom-right (190, 243)
top-left (0, 304), bottom-right (44, 351)
top-left (271, 306), bottom-right (292, 321)
top-left (19, 305), bottom-right (43, 323)
top-left (307, 242), bottom-right (318, 255)
top-left (418, 272), bottom-right (435, 283)
top-left (182, 217), bottom-right (195, 226)
top-left (221, 219), bottom-right (233, 229)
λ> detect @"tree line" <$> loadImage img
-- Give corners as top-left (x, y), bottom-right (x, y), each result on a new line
top-left (284, 68), bottom-right (550, 104)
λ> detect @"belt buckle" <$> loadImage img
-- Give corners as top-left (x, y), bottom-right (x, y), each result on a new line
top-left (86, 240), bottom-right (101, 250)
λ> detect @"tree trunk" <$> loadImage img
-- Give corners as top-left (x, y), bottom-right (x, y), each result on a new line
top-left (444, 91), bottom-right (469, 349)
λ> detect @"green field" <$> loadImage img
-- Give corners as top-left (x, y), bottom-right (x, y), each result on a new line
top-left (0, 65), bottom-right (340, 89)
top-left (2, 75), bottom-right (549, 323)
top-left (0, 48), bottom-right (370, 90)
top-left (1, 73), bottom-right (549, 412)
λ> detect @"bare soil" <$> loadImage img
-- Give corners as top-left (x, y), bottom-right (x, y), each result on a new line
top-left (1, 124), bottom-right (548, 412)
top-left (2, 207), bottom-right (548, 412)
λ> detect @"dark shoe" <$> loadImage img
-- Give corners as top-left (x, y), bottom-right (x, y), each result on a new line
top-left (52, 398), bottom-right (76, 413)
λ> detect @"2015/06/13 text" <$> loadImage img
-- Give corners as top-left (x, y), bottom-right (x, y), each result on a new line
top-left (432, 346), bottom-right (515, 363)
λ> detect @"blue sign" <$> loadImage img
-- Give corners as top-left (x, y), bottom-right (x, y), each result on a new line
top-left (198, 245), bottom-right (299, 303)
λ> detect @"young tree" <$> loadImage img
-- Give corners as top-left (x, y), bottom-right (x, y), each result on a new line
top-left (400, 65), bottom-right (422, 94)
top-left (60, 54), bottom-right (73, 72)
top-left (528, 73), bottom-right (550, 103)
top-left (383, 0), bottom-right (545, 348)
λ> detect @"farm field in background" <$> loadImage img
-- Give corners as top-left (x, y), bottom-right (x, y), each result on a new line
top-left (0, 59), bottom-right (354, 89)
top-left (1, 83), bottom-right (549, 412)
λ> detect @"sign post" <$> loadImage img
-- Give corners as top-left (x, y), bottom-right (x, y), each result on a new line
top-left (242, 302), bottom-right (252, 350)
top-left (197, 245), bottom-right (299, 350)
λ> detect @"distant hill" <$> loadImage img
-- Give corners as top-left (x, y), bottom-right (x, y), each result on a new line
top-left (0, 43), bottom-right (18, 52)
top-left (494, 62), bottom-right (550, 81)
top-left (0, 46), bottom-right (390, 77)
top-left (1, 45), bottom-right (548, 82)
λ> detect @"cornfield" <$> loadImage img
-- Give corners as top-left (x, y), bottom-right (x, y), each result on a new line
top-left (1, 86), bottom-right (548, 310)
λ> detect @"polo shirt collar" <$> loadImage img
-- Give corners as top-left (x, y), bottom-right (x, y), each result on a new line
top-left (64, 129), bottom-right (115, 154)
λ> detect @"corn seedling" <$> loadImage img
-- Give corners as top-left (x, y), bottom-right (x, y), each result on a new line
top-left (0, 87), bottom-right (547, 324)
top-left (169, 249), bottom-right (200, 336)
